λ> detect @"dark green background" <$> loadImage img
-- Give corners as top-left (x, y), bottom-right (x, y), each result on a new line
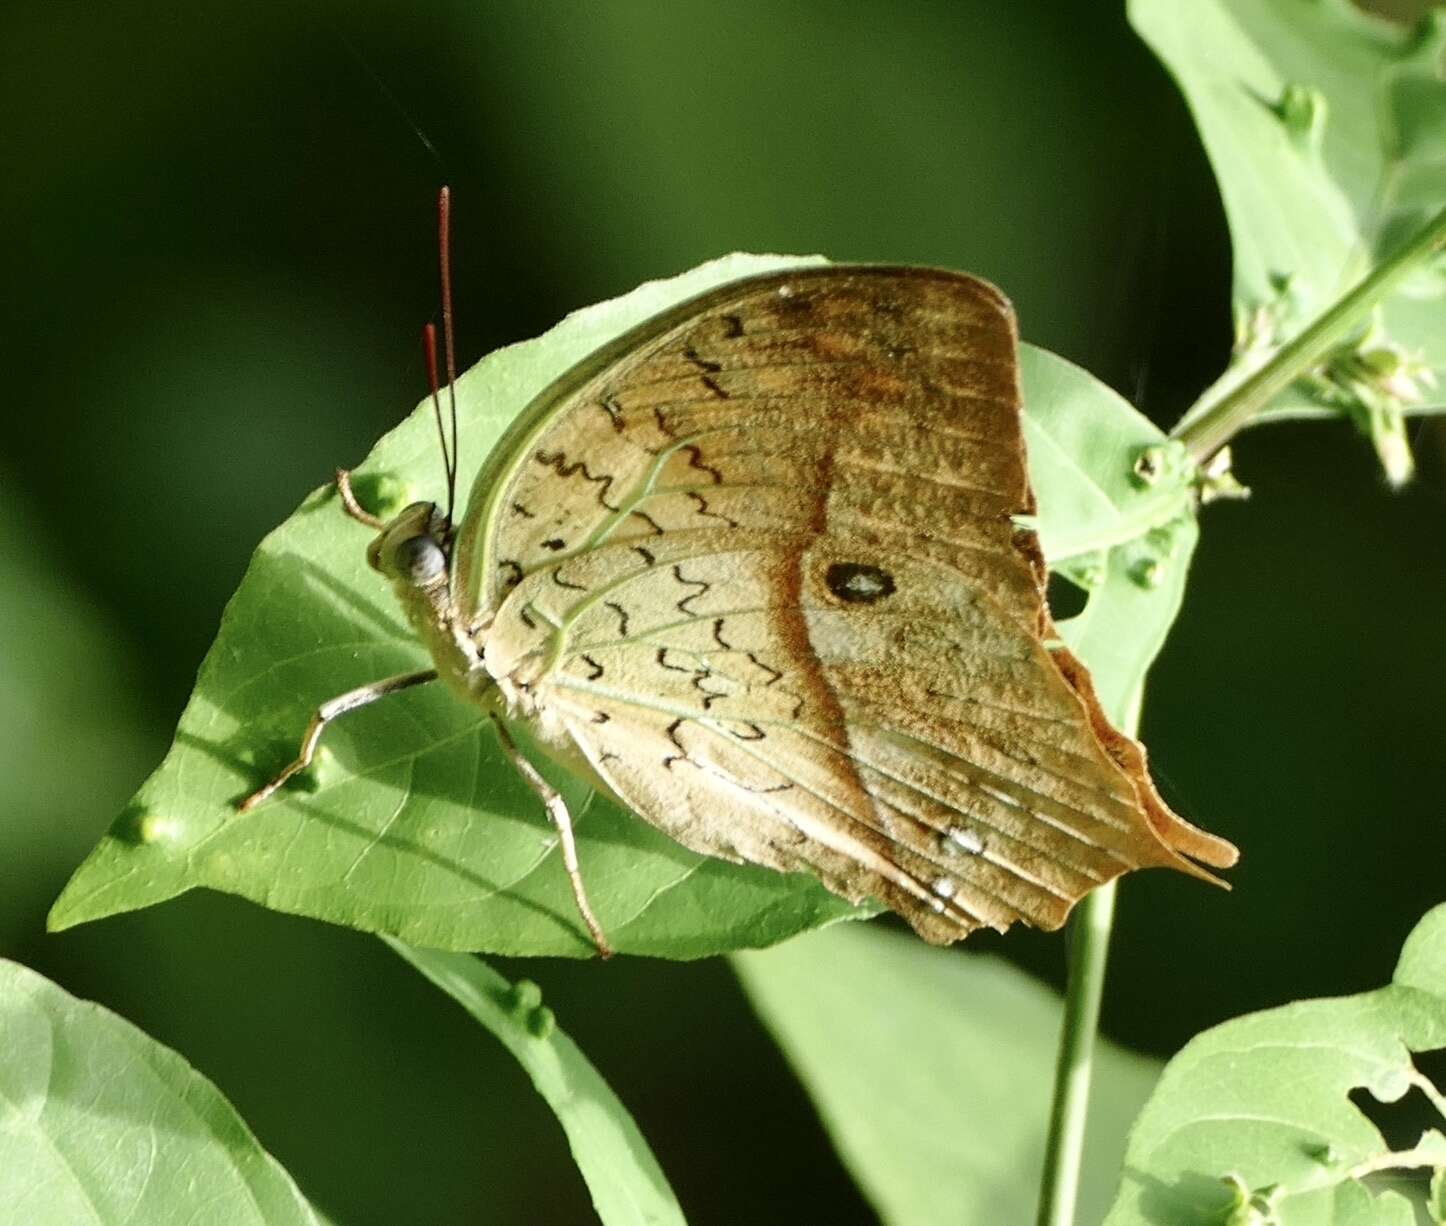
top-left (3, 2), bottom-right (1441, 1222)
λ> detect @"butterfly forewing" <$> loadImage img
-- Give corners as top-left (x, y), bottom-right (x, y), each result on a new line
top-left (456, 268), bottom-right (1032, 616)
top-left (465, 266), bottom-right (1234, 943)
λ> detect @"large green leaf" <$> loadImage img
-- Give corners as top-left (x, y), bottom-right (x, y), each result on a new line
top-left (384, 941), bottom-right (685, 1226)
top-left (51, 255), bottom-right (1196, 958)
top-left (1056, 509), bottom-right (1198, 729)
top-left (1104, 903), bottom-right (1446, 1225)
top-left (734, 924), bottom-right (1161, 1226)
top-left (1021, 347), bottom-right (1194, 564)
top-left (0, 959), bottom-right (320, 1225)
top-left (1132, 0), bottom-right (1446, 428)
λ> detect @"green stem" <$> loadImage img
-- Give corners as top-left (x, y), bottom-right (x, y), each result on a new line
top-left (1346, 1139), bottom-right (1446, 1181)
top-left (1172, 205), bottom-right (1446, 462)
top-left (1033, 206), bottom-right (1446, 1226)
top-left (1036, 879), bottom-right (1118, 1226)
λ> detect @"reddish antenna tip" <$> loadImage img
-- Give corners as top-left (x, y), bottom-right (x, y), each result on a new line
top-left (422, 321), bottom-right (451, 501)
top-left (434, 187), bottom-right (459, 526)
top-left (422, 322), bottom-right (441, 399)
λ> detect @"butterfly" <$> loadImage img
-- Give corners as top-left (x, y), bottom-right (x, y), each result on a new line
top-left (239, 189), bottom-right (1238, 957)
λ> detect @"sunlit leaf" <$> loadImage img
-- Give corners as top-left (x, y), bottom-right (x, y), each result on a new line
top-left (1021, 347), bottom-right (1193, 563)
top-left (0, 959), bottom-right (320, 1225)
top-left (1103, 902), bottom-right (1446, 1225)
top-left (51, 256), bottom-right (1191, 957)
top-left (1132, 0), bottom-right (1446, 433)
top-left (1057, 511), bottom-right (1197, 728)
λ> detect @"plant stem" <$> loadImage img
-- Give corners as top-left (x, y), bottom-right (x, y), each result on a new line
top-left (1409, 1068), bottom-right (1446, 1123)
top-left (1036, 879), bottom-right (1118, 1226)
top-left (1030, 209), bottom-right (1446, 1226)
top-left (1172, 205), bottom-right (1446, 462)
top-left (1346, 1139), bottom-right (1446, 1181)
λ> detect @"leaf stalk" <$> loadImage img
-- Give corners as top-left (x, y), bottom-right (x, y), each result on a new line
top-left (1172, 206), bottom-right (1446, 462)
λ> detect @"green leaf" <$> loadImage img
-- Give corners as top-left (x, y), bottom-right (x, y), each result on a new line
top-left (1057, 512), bottom-right (1198, 728)
top-left (1103, 902), bottom-right (1446, 1225)
top-left (383, 940), bottom-right (685, 1226)
top-left (1132, 0), bottom-right (1446, 430)
top-left (1018, 345), bottom-right (1200, 724)
top-left (1021, 346), bottom-right (1194, 564)
top-left (733, 923), bottom-right (1161, 1226)
top-left (51, 255), bottom-right (1189, 957)
top-left (1018, 347), bottom-right (1199, 726)
top-left (0, 959), bottom-right (320, 1225)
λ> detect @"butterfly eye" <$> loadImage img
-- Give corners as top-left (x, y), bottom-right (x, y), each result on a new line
top-left (392, 535), bottom-right (447, 585)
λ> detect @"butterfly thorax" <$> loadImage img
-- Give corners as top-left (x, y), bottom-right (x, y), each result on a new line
top-left (369, 514), bottom-right (578, 762)
top-left (398, 577), bottom-right (493, 692)
top-left (382, 560), bottom-right (608, 804)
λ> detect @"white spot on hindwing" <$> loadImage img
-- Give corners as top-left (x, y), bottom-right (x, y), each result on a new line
top-left (942, 826), bottom-right (985, 856)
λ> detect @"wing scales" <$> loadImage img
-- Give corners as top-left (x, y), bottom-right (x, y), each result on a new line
top-left (472, 266), bottom-right (1236, 944)
top-left (486, 526), bottom-right (1195, 942)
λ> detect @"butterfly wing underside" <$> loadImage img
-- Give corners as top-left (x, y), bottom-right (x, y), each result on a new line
top-left (461, 266), bottom-right (1236, 943)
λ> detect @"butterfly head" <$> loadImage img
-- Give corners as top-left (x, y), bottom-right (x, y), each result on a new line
top-left (366, 501), bottom-right (452, 592)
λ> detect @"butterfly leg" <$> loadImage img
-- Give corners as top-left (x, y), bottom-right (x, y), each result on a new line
top-left (489, 713), bottom-right (614, 960)
top-left (237, 669), bottom-right (439, 812)
top-left (334, 468), bottom-right (386, 530)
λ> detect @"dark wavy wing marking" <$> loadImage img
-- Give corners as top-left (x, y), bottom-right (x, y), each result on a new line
top-left (548, 677), bottom-right (1108, 938)
top-left (542, 641), bottom-right (1156, 937)
top-left (471, 265), bottom-right (1030, 620)
top-left (485, 528), bottom-right (1206, 944)
top-left (474, 267), bottom-right (1236, 943)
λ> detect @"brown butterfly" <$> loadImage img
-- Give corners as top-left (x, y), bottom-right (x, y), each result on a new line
top-left (241, 191), bottom-right (1237, 956)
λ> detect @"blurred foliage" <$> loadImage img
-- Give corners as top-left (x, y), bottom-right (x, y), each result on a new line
top-left (0, 960), bottom-right (321, 1225)
top-left (2, 2), bottom-right (1442, 1224)
top-left (736, 924), bottom-right (1161, 1225)
top-left (389, 941), bottom-right (685, 1225)
top-left (0, 475), bottom-right (152, 949)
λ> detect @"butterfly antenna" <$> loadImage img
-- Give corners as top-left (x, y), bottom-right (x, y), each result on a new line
top-left (422, 321), bottom-right (453, 515)
top-left (438, 185), bottom-right (460, 527)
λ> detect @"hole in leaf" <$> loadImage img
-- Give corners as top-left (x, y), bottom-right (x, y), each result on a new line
top-left (1416, 1048), bottom-right (1446, 1093)
top-left (1348, 1077), bottom-right (1441, 1153)
top-left (1046, 571), bottom-right (1088, 621)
